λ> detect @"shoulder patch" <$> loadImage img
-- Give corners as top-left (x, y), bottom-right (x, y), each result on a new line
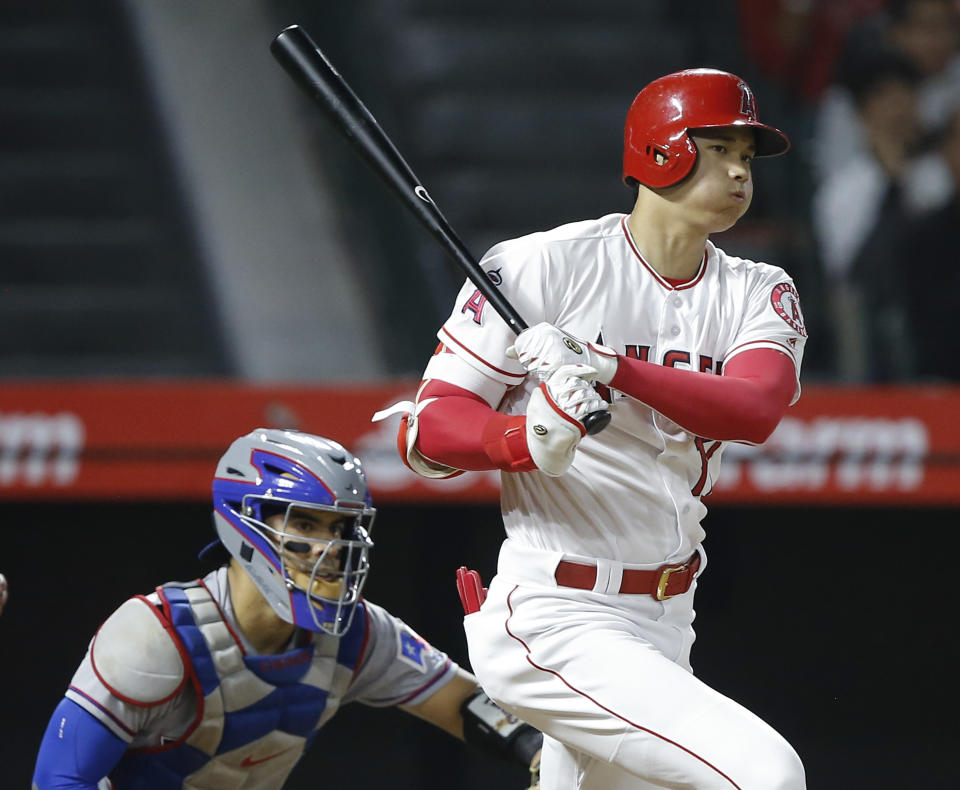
top-left (770, 282), bottom-right (807, 337)
top-left (396, 626), bottom-right (429, 673)
top-left (91, 596), bottom-right (187, 706)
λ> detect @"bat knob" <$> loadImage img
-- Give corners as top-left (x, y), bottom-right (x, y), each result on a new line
top-left (583, 410), bottom-right (611, 436)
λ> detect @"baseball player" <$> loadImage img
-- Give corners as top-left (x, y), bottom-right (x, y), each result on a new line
top-left (32, 429), bottom-right (542, 790)
top-left (394, 70), bottom-right (808, 789)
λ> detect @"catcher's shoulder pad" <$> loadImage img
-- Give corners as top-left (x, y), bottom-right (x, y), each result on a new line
top-left (90, 595), bottom-right (187, 706)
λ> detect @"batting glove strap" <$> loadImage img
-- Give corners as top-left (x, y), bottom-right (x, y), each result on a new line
top-left (525, 365), bottom-right (606, 477)
top-left (461, 690), bottom-right (544, 769)
top-left (507, 322), bottom-right (619, 385)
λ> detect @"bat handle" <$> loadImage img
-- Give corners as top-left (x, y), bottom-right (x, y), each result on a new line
top-left (583, 410), bottom-right (611, 436)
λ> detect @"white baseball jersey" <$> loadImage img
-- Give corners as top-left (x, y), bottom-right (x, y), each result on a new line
top-left (422, 212), bottom-right (808, 790)
top-left (423, 212), bottom-right (806, 566)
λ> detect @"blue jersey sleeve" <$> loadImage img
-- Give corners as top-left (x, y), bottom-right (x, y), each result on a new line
top-left (33, 698), bottom-right (128, 790)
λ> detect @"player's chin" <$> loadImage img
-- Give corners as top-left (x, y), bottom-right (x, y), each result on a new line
top-left (710, 202), bottom-right (750, 233)
top-left (290, 569), bottom-right (343, 599)
top-left (310, 584), bottom-right (343, 602)
top-left (312, 577), bottom-right (345, 599)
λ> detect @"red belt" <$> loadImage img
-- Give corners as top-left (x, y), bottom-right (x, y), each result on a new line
top-left (554, 552), bottom-right (701, 600)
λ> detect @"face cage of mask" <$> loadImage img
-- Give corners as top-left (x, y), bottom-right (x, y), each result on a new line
top-left (239, 496), bottom-right (375, 633)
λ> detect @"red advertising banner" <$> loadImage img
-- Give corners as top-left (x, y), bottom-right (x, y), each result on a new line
top-left (0, 380), bottom-right (957, 505)
top-left (707, 385), bottom-right (960, 506)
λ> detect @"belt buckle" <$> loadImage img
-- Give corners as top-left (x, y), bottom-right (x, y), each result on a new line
top-left (655, 563), bottom-right (687, 601)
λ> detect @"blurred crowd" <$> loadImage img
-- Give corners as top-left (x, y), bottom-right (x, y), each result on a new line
top-left (739, 0), bottom-right (960, 383)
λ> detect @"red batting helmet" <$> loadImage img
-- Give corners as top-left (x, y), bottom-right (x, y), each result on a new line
top-left (623, 68), bottom-right (790, 189)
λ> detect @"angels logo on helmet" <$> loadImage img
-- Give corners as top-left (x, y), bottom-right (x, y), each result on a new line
top-left (211, 428), bottom-right (375, 636)
top-left (737, 81), bottom-right (758, 120)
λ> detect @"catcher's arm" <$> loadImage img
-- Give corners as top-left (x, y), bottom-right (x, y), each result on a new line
top-left (401, 667), bottom-right (478, 738)
top-left (34, 698), bottom-right (127, 789)
top-left (402, 668), bottom-right (542, 785)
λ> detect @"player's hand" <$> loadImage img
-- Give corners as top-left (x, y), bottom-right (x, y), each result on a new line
top-left (0, 573), bottom-right (8, 617)
top-left (507, 322), bottom-right (618, 385)
top-left (525, 364), bottom-right (607, 476)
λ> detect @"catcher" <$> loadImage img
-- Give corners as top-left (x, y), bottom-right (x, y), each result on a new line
top-left (32, 429), bottom-right (541, 789)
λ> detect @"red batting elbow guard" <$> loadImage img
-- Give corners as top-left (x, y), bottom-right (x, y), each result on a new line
top-left (412, 380), bottom-right (537, 472)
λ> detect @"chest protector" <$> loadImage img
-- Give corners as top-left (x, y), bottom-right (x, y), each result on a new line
top-left (111, 581), bottom-right (367, 790)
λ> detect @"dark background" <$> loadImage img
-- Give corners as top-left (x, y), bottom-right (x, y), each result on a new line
top-left (2, 501), bottom-right (956, 788)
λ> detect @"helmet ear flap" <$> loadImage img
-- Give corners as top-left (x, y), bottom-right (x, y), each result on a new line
top-left (632, 135), bottom-right (698, 190)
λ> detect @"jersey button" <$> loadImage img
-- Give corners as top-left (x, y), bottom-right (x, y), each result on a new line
top-left (673, 297), bottom-right (682, 308)
top-left (670, 326), bottom-right (681, 336)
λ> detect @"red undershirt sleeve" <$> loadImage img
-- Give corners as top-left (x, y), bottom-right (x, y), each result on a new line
top-left (608, 347), bottom-right (797, 443)
top-left (414, 347), bottom-right (797, 470)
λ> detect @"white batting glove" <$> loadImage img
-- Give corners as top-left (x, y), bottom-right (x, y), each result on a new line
top-left (526, 364), bottom-right (607, 476)
top-left (507, 322), bottom-right (619, 385)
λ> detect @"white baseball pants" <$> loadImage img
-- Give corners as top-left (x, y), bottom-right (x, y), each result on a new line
top-left (464, 540), bottom-right (805, 790)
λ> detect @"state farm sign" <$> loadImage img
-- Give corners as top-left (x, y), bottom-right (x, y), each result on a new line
top-left (718, 415), bottom-right (928, 492)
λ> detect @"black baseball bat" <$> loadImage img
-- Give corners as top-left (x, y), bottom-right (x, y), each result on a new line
top-left (270, 24), bottom-right (610, 436)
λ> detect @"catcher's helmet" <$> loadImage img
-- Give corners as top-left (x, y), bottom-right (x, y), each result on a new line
top-left (623, 68), bottom-right (790, 189)
top-left (211, 429), bottom-right (375, 636)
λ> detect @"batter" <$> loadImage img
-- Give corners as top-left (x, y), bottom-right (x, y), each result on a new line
top-left (396, 69), bottom-right (808, 789)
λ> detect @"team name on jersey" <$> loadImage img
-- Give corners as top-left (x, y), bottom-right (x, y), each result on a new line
top-left (622, 344), bottom-right (722, 375)
top-left (617, 342), bottom-right (725, 497)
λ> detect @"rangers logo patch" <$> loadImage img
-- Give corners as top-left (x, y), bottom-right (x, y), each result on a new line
top-left (770, 282), bottom-right (807, 337)
top-left (398, 628), bottom-right (429, 672)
